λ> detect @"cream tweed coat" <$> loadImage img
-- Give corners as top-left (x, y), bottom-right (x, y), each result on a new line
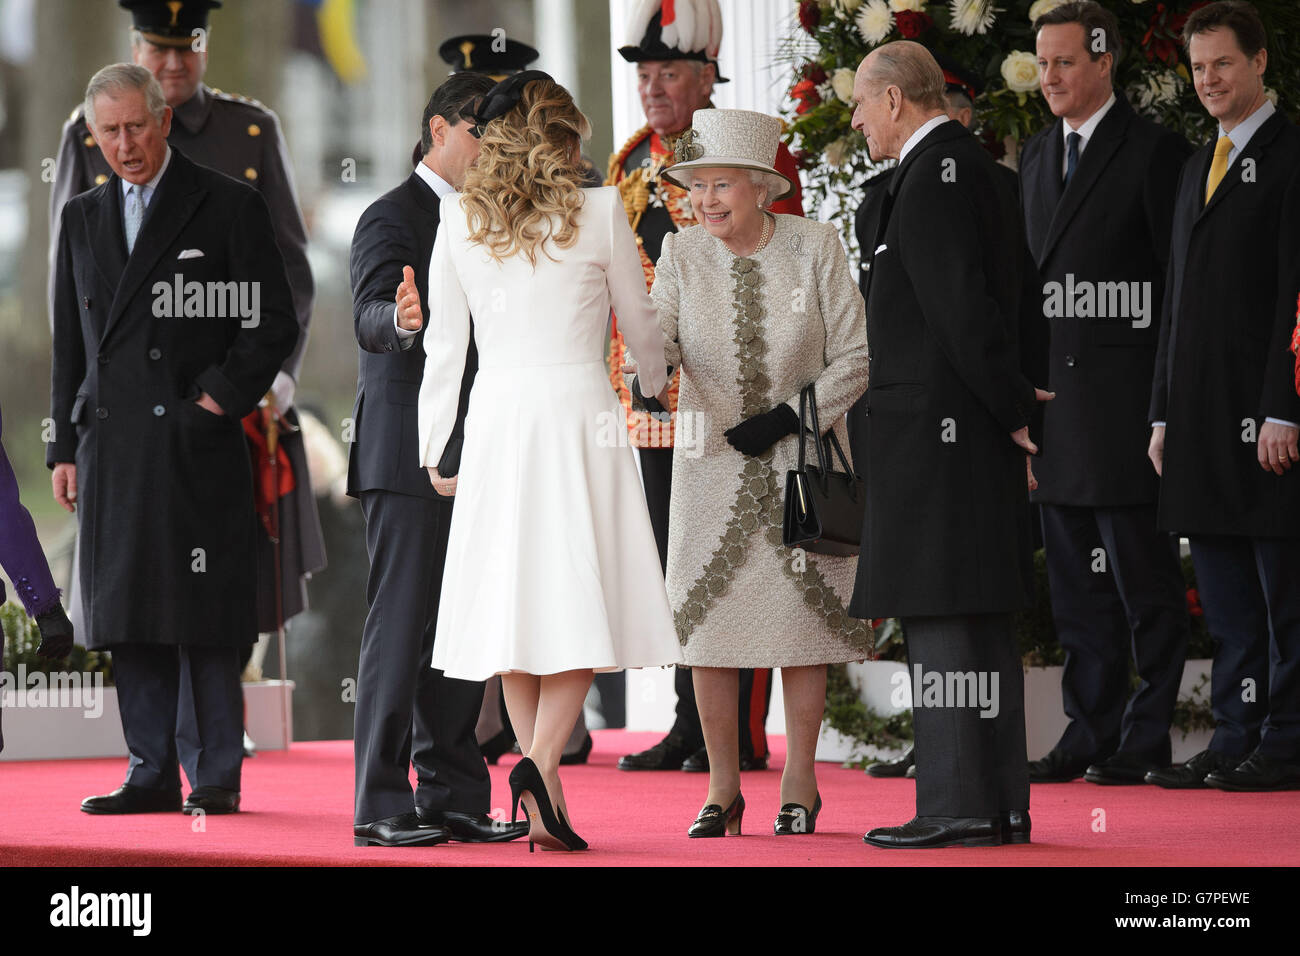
top-left (649, 213), bottom-right (873, 667)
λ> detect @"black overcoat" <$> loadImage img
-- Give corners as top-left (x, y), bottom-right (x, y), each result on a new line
top-left (48, 148), bottom-right (299, 649)
top-left (1149, 110), bottom-right (1300, 538)
top-left (1021, 93), bottom-right (1192, 507)
top-left (849, 121), bottom-right (1037, 619)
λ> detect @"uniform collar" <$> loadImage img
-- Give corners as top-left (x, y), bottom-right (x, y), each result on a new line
top-left (171, 84), bottom-right (213, 135)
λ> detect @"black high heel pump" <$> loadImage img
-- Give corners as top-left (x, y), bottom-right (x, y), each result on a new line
top-left (688, 792), bottom-right (744, 837)
top-left (509, 757), bottom-right (588, 852)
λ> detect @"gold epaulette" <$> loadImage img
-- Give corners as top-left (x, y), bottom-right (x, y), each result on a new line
top-left (211, 88), bottom-right (270, 113)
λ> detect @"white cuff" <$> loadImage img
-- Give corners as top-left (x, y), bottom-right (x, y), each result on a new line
top-left (1264, 417), bottom-right (1299, 428)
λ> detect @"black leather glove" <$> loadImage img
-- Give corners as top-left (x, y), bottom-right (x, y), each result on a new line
top-left (631, 366), bottom-right (676, 414)
top-left (35, 604), bottom-right (75, 660)
top-left (724, 404), bottom-right (800, 457)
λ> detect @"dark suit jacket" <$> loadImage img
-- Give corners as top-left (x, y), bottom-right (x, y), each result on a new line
top-left (849, 120), bottom-right (1037, 619)
top-left (1150, 110), bottom-right (1300, 537)
top-left (48, 147), bottom-right (298, 648)
top-left (1021, 92), bottom-right (1192, 507)
top-left (346, 171), bottom-right (477, 499)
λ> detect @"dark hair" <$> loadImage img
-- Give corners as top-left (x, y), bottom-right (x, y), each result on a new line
top-left (413, 72), bottom-right (497, 166)
top-left (1183, 1), bottom-right (1267, 59)
top-left (1034, 1), bottom-right (1122, 67)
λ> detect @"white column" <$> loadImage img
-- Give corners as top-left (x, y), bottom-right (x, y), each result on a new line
top-left (610, 0), bottom-right (797, 146)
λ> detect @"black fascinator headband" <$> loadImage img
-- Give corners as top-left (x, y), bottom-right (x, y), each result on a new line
top-left (468, 69), bottom-right (554, 138)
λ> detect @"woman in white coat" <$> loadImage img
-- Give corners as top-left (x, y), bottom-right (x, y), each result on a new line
top-left (415, 72), bottom-right (681, 851)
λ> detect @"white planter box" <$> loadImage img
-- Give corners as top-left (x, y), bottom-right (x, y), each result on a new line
top-left (818, 659), bottom-right (1216, 765)
top-left (0, 679), bottom-right (293, 762)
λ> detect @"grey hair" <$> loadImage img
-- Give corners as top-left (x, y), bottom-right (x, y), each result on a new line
top-left (84, 62), bottom-right (167, 129)
top-left (865, 41), bottom-right (947, 112)
top-left (747, 169), bottom-right (787, 209)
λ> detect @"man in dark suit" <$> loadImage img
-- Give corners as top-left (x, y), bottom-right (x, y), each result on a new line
top-left (1018, 1), bottom-right (1194, 786)
top-left (848, 41), bottom-right (1048, 848)
top-left (347, 72), bottom-right (527, 846)
top-left (1147, 0), bottom-right (1300, 791)
top-left (49, 64), bottom-right (298, 814)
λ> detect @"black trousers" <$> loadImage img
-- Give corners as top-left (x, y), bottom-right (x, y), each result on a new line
top-left (354, 490), bottom-right (488, 825)
top-left (1040, 503), bottom-right (1190, 764)
top-left (903, 613), bottom-right (1029, 817)
top-left (639, 446), bottom-right (771, 758)
top-left (1190, 534), bottom-right (1300, 761)
top-left (111, 643), bottom-right (243, 792)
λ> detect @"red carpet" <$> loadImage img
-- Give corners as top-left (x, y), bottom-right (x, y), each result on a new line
top-left (2, 730), bottom-right (1298, 867)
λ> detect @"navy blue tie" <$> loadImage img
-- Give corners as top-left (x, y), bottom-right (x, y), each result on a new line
top-left (1063, 131), bottom-right (1081, 188)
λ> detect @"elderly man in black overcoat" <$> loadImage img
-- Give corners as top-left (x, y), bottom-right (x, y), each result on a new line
top-left (848, 41), bottom-right (1050, 848)
top-left (48, 63), bottom-right (298, 814)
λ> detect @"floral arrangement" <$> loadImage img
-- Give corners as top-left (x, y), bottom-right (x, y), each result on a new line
top-left (778, 0), bottom-right (1300, 252)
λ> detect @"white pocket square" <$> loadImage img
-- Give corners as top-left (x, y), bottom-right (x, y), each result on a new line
top-left (177, 249), bottom-right (205, 260)
top-left (874, 244), bottom-right (888, 255)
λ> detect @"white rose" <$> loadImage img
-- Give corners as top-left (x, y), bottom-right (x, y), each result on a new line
top-left (831, 68), bottom-right (857, 105)
top-left (1001, 51), bottom-right (1041, 95)
top-left (834, 0), bottom-right (865, 14)
top-left (1265, 86), bottom-right (1279, 106)
top-left (888, 0), bottom-right (927, 11)
top-left (825, 137), bottom-right (852, 168)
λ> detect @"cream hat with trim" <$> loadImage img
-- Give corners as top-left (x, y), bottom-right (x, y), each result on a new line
top-left (661, 108), bottom-right (796, 202)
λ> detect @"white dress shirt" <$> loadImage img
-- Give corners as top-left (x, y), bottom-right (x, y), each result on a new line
top-left (395, 162), bottom-right (455, 345)
top-left (1061, 92), bottom-right (1117, 179)
top-left (899, 114), bottom-right (950, 165)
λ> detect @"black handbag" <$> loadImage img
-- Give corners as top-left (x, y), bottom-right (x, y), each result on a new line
top-left (782, 382), bottom-right (864, 557)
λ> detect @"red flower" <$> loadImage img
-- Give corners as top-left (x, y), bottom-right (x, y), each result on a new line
top-left (790, 148), bottom-right (815, 170)
top-left (1186, 588), bottom-right (1203, 618)
top-left (894, 10), bottom-right (932, 40)
top-left (802, 61), bottom-right (828, 85)
top-left (1141, 1), bottom-right (1210, 65)
top-left (798, 0), bottom-right (820, 35)
top-left (791, 77), bottom-right (822, 115)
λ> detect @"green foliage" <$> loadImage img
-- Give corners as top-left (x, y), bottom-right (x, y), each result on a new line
top-left (824, 660), bottom-right (914, 760)
top-left (1, 601), bottom-right (113, 684)
top-left (779, 0), bottom-right (1300, 233)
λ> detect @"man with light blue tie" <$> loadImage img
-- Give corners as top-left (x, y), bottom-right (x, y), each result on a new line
top-left (49, 63), bottom-right (298, 814)
top-left (1147, 1), bottom-right (1300, 791)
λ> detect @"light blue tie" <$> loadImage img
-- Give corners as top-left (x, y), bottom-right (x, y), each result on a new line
top-left (124, 184), bottom-right (143, 254)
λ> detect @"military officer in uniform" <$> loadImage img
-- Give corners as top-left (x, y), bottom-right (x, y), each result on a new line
top-left (611, 0), bottom-right (805, 774)
top-left (47, 0), bottom-right (323, 768)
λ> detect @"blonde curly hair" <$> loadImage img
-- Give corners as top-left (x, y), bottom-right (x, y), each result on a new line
top-left (460, 78), bottom-right (592, 267)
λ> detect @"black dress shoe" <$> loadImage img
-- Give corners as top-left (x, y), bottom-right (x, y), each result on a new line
top-left (81, 784), bottom-right (182, 815)
top-left (560, 732), bottom-right (593, 766)
top-left (479, 728), bottom-right (516, 765)
top-left (1028, 748), bottom-right (1093, 783)
top-left (617, 732), bottom-right (692, 771)
top-left (183, 786), bottom-right (240, 815)
top-left (1000, 809), bottom-right (1031, 844)
top-left (681, 747), bottom-right (769, 773)
top-left (1145, 749), bottom-right (1240, 789)
top-left (1205, 751), bottom-right (1300, 792)
top-left (1085, 751), bottom-right (1164, 785)
top-left (354, 812), bottom-right (450, 847)
top-left (864, 816), bottom-right (1002, 848)
top-left (865, 747), bottom-right (914, 778)
top-left (416, 808), bottom-right (529, 842)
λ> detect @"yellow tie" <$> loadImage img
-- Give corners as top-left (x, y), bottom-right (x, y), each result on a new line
top-left (1205, 136), bottom-right (1233, 205)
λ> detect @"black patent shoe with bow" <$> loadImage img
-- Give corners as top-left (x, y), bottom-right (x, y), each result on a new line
top-left (688, 792), bottom-right (745, 837)
top-left (774, 793), bottom-right (822, 835)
